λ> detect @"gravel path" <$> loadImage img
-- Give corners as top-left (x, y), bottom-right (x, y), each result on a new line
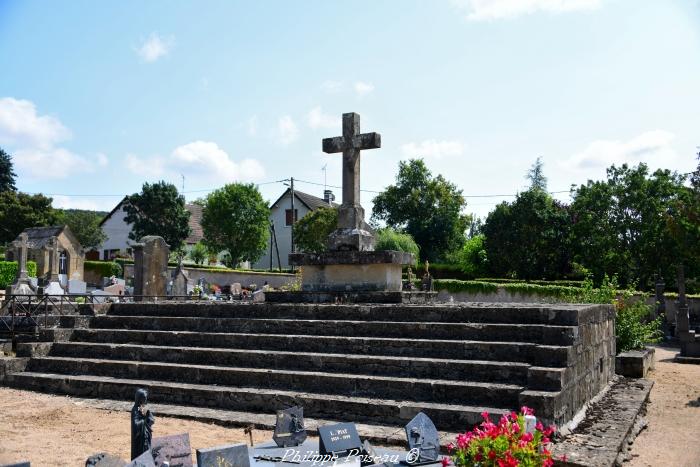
top-left (627, 345), bottom-right (700, 467)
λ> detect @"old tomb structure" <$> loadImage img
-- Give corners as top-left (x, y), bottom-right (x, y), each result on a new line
top-left (0, 113), bottom-right (617, 453)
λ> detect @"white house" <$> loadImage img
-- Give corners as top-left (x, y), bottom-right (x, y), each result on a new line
top-left (90, 197), bottom-right (204, 260)
top-left (253, 189), bottom-right (337, 270)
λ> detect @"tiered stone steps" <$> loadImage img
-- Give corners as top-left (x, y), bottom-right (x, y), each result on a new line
top-left (2, 302), bottom-right (615, 433)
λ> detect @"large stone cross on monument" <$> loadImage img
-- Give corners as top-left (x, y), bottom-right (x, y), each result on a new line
top-left (7, 232), bottom-right (35, 296)
top-left (322, 112), bottom-right (381, 251)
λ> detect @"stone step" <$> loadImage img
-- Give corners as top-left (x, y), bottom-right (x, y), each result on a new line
top-left (48, 342), bottom-right (531, 384)
top-left (106, 302), bottom-right (592, 326)
top-left (3, 371), bottom-right (512, 431)
top-left (85, 316), bottom-right (577, 346)
top-left (71, 329), bottom-right (573, 366)
top-left (26, 356), bottom-right (524, 407)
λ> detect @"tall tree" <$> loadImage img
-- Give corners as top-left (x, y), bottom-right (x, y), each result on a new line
top-left (123, 181), bottom-right (191, 251)
top-left (482, 188), bottom-right (571, 280)
top-left (526, 156), bottom-right (547, 191)
top-left (0, 191), bottom-right (59, 244)
top-left (371, 159), bottom-right (470, 262)
top-left (570, 163), bottom-right (686, 287)
top-left (666, 152), bottom-right (700, 278)
top-left (54, 209), bottom-right (107, 250)
top-left (201, 183), bottom-right (269, 267)
top-left (0, 148), bottom-right (17, 192)
top-left (293, 207), bottom-right (338, 254)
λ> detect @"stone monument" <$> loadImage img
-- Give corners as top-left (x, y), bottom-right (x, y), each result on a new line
top-left (6, 232), bottom-right (35, 297)
top-left (288, 113), bottom-right (414, 297)
top-left (133, 236), bottom-right (169, 300)
top-left (43, 236), bottom-right (65, 295)
top-left (676, 265), bottom-right (700, 360)
top-left (171, 260), bottom-right (190, 297)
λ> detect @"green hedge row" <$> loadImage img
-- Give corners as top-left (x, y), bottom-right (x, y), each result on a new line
top-left (0, 261), bottom-right (38, 288)
top-left (474, 278), bottom-right (585, 288)
top-left (84, 261), bottom-right (123, 278)
top-left (432, 279), bottom-right (580, 297)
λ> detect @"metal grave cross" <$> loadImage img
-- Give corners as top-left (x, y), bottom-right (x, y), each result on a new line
top-left (322, 112), bottom-right (381, 208)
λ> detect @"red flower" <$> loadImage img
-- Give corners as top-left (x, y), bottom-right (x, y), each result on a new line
top-left (481, 410), bottom-right (490, 421)
top-left (441, 457), bottom-right (450, 467)
top-left (488, 450), bottom-right (496, 460)
top-left (521, 432), bottom-right (533, 443)
top-left (520, 406), bottom-right (534, 416)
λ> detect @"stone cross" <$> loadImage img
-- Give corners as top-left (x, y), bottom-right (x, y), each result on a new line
top-left (321, 112), bottom-right (380, 251)
top-left (322, 112), bottom-right (381, 210)
top-left (12, 232), bottom-right (29, 281)
top-left (46, 236), bottom-right (60, 282)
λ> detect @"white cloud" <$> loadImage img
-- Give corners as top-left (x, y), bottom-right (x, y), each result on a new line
top-left (307, 106), bottom-right (338, 130)
top-left (13, 147), bottom-right (92, 179)
top-left (96, 152), bottom-right (109, 167)
top-left (278, 115), bottom-right (299, 144)
top-left (321, 80), bottom-right (343, 93)
top-left (247, 115), bottom-right (258, 136)
top-left (451, 0), bottom-right (601, 21)
top-left (354, 81), bottom-right (375, 97)
top-left (0, 97), bottom-right (70, 149)
top-left (562, 130), bottom-right (677, 171)
top-left (51, 195), bottom-right (114, 211)
top-left (401, 140), bottom-right (465, 159)
top-left (125, 141), bottom-right (265, 186)
top-left (135, 32), bottom-right (174, 62)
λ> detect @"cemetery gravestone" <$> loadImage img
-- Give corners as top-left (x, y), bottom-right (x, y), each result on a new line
top-left (0, 463), bottom-right (31, 467)
top-left (127, 451), bottom-right (156, 467)
top-left (7, 232), bottom-right (35, 296)
top-left (151, 433), bottom-right (192, 467)
top-left (69, 278), bottom-right (87, 294)
top-left (318, 422), bottom-right (362, 457)
top-left (404, 412), bottom-right (439, 464)
top-left (195, 443), bottom-right (250, 467)
top-left (273, 406), bottom-right (307, 447)
top-left (85, 453), bottom-right (126, 467)
top-left (133, 236), bottom-right (169, 300)
top-left (171, 263), bottom-right (190, 297)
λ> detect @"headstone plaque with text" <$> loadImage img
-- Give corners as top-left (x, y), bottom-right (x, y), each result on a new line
top-left (318, 422), bottom-right (362, 457)
top-left (404, 412), bottom-right (439, 464)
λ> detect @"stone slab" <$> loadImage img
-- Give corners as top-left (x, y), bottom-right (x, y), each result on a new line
top-left (289, 250), bottom-right (414, 266)
top-left (196, 442), bottom-right (249, 467)
top-left (151, 433), bottom-right (192, 467)
top-left (552, 377), bottom-right (653, 467)
top-left (265, 291), bottom-right (437, 304)
top-left (615, 348), bottom-right (655, 378)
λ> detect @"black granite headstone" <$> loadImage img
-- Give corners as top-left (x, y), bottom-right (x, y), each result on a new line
top-left (1, 463), bottom-right (31, 467)
top-left (273, 406), bottom-right (308, 448)
top-left (318, 422), bottom-right (362, 457)
top-left (196, 443), bottom-right (250, 467)
top-left (404, 413), bottom-right (439, 464)
top-left (151, 433), bottom-right (193, 467)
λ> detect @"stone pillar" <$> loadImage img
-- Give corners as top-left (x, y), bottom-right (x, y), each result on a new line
top-left (676, 265), bottom-right (690, 336)
top-left (133, 236), bottom-right (170, 301)
top-left (7, 232), bottom-right (34, 296)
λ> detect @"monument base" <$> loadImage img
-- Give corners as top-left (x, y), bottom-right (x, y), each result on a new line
top-left (289, 250), bottom-right (415, 293)
top-left (265, 290), bottom-right (437, 304)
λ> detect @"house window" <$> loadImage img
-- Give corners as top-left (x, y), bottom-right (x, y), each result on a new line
top-left (285, 209), bottom-right (298, 226)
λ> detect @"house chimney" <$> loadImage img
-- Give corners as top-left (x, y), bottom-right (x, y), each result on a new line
top-left (324, 189), bottom-right (335, 205)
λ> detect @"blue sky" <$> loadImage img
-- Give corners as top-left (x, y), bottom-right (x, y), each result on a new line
top-left (1, 0), bottom-right (699, 218)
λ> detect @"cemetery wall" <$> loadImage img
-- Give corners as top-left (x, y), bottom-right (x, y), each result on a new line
top-left (123, 264), bottom-right (296, 289)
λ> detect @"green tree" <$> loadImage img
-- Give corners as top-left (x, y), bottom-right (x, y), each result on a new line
top-left (189, 241), bottom-right (209, 265)
top-left (570, 163), bottom-right (686, 288)
top-left (526, 156), bottom-right (547, 191)
top-left (0, 148), bottom-right (17, 192)
top-left (293, 207), bottom-right (338, 253)
top-left (0, 191), bottom-right (59, 245)
top-left (375, 227), bottom-right (420, 260)
top-left (666, 152), bottom-right (700, 281)
top-left (371, 159), bottom-right (470, 262)
top-left (123, 181), bottom-right (191, 251)
top-left (201, 183), bottom-right (269, 267)
top-left (54, 209), bottom-right (107, 250)
top-left (449, 234), bottom-right (488, 278)
top-left (482, 188), bottom-right (571, 280)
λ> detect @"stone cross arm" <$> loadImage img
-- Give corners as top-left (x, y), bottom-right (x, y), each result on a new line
top-left (322, 132), bottom-right (381, 154)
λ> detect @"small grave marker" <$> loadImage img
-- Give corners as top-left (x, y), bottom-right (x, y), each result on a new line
top-left (273, 406), bottom-right (307, 447)
top-left (404, 412), bottom-right (439, 464)
top-left (151, 433), bottom-right (193, 467)
top-left (318, 422), bottom-right (362, 457)
top-left (195, 443), bottom-right (250, 467)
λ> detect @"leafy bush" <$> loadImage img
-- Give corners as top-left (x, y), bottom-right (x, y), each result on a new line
top-left (293, 207), bottom-right (337, 253)
top-left (375, 228), bottom-right (420, 261)
top-left (615, 294), bottom-right (663, 352)
top-left (189, 241), bottom-right (209, 265)
top-left (84, 261), bottom-right (123, 279)
top-left (447, 234), bottom-right (488, 279)
top-left (0, 261), bottom-right (37, 288)
top-left (448, 407), bottom-right (561, 466)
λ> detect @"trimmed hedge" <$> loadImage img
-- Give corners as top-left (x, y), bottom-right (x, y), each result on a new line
top-left (432, 279), bottom-right (580, 297)
top-left (474, 278), bottom-right (585, 288)
top-left (84, 261), bottom-right (123, 279)
top-left (0, 261), bottom-right (38, 288)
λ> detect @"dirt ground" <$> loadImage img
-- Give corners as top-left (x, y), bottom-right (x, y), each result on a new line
top-left (0, 389), bottom-right (271, 466)
top-left (0, 345), bottom-right (698, 466)
top-left (627, 345), bottom-right (700, 467)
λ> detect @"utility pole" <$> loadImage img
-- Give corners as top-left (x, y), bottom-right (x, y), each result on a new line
top-left (290, 177), bottom-right (295, 255)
